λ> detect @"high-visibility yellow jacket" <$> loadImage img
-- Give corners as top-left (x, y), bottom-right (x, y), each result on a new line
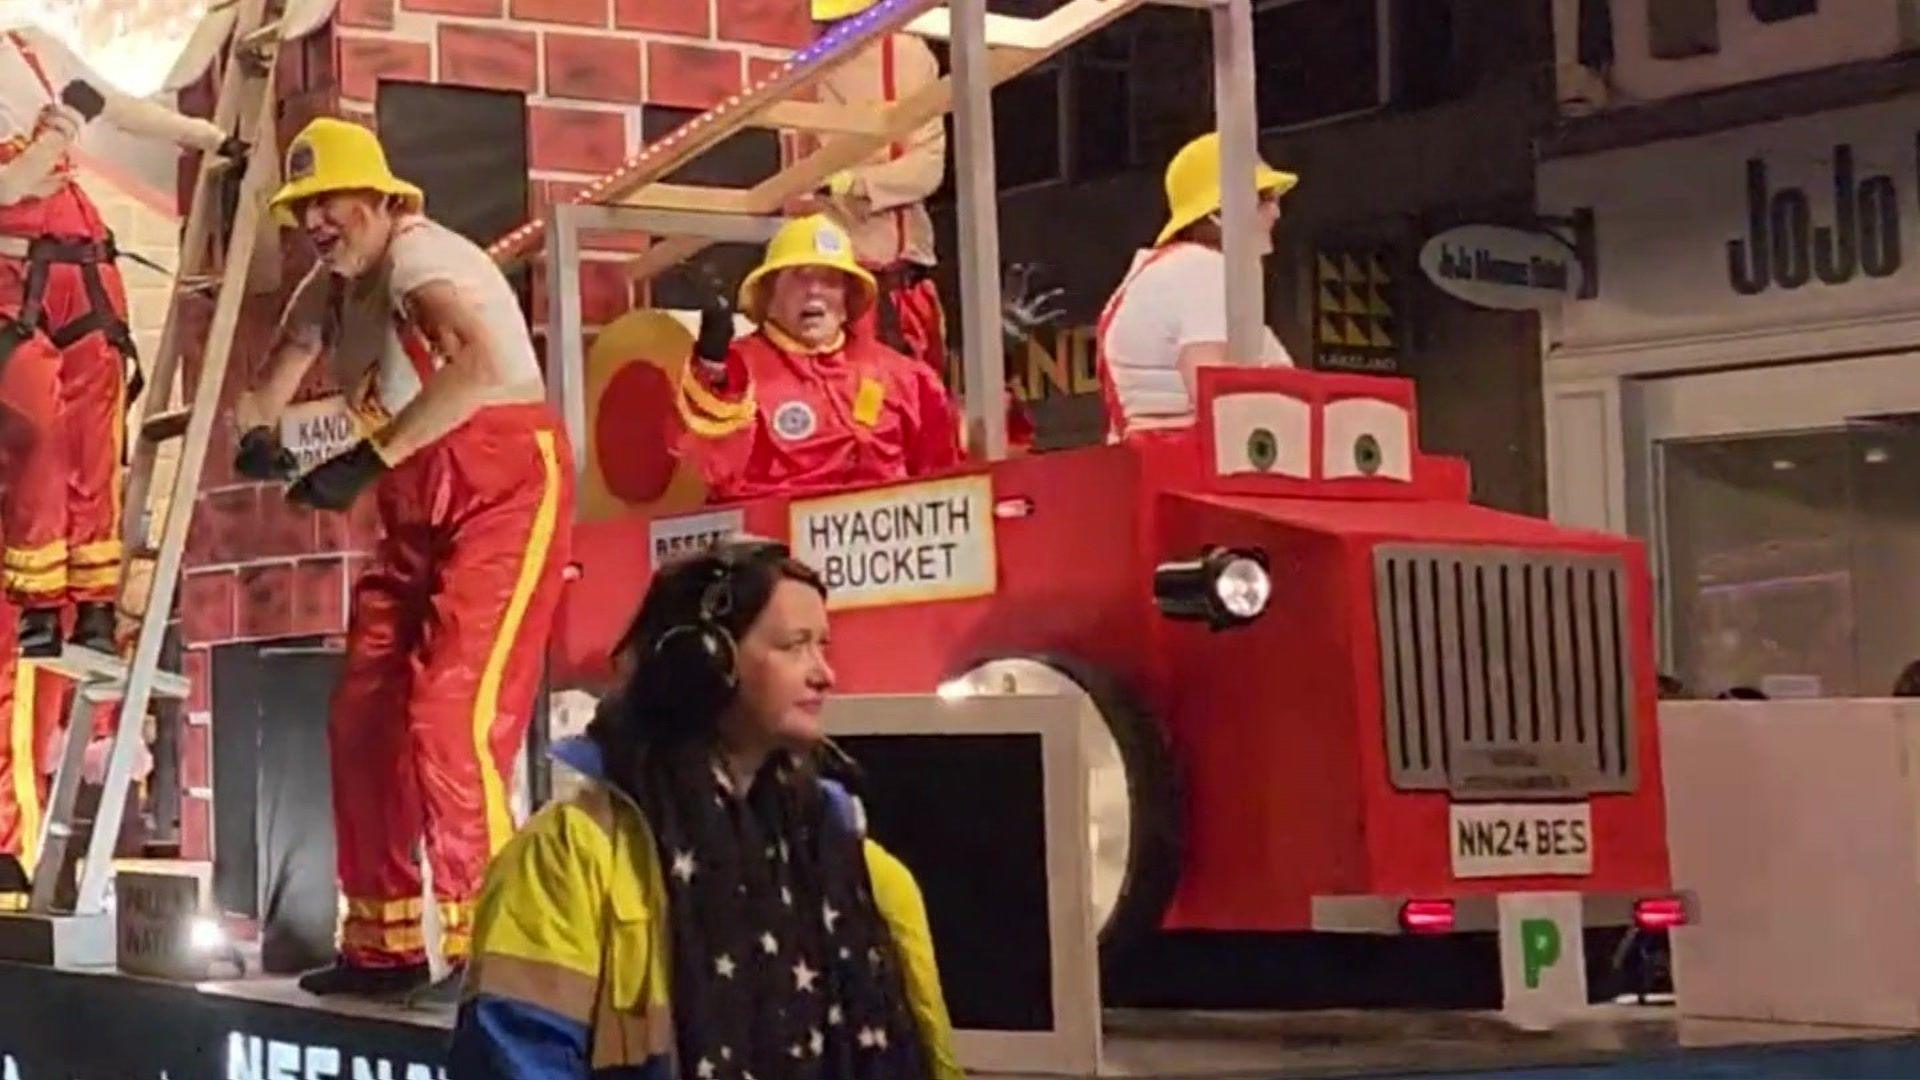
top-left (447, 737), bottom-right (965, 1079)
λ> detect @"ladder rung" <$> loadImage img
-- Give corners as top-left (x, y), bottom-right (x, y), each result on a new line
top-left (177, 274), bottom-right (219, 295)
top-left (141, 409), bottom-right (192, 442)
top-left (37, 647), bottom-right (191, 702)
top-left (129, 543), bottom-right (160, 562)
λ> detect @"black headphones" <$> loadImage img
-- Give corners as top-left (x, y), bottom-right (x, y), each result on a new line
top-left (650, 539), bottom-right (790, 709)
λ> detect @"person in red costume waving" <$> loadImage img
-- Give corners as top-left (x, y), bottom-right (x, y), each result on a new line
top-left (675, 214), bottom-right (961, 502)
top-left (0, 28), bottom-right (240, 656)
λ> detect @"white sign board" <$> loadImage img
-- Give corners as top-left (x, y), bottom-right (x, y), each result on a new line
top-left (278, 395), bottom-right (360, 477)
top-left (790, 475), bottom-right (997, 610)
top-left (1450, 802), bottom-right (1592, 878)
top-left (1419, 225), bottom-right (1583, 310)
top-left (1498, 892), bottom-right (1589, 1030)
top-left (1540, 92), bottom-right (1920, 353)
top-left (647, 508), bottom-right (745, 565)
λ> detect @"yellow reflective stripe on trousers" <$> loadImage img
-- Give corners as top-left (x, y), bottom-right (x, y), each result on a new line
top-left (347, 895), bottom-right (424, 921)
top-left (11, 662), bottom-right (37, 871)
top-left (3, 566), bottom-right (64, 596)
top-left (3, 541), bottom-right (65, 572)
top-left (69, 540), bottom-right (122, 568)
top-left (472, 429), bottom-right (561, 855)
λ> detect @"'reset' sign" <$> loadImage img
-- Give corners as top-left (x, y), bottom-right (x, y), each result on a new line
top-left (789, 475), bottom-right (997, 610)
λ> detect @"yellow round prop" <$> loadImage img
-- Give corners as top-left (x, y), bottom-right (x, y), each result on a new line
top-left (580, 309), bottom-right (710, 522)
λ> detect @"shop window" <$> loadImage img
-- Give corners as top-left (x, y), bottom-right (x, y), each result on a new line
top-left (1252, 0), bottom-right (1388, 131)
top-left (1648, 0), bottom-right (1719, 59)
top-left (1750, 0), bottom-right (1816, 22)
top-left (1659, 416), bottom-right (1920, 700)
top-left (375, 82), bottom-right (527, 249)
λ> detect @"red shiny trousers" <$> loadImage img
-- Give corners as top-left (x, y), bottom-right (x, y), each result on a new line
top-left (0, 253), bottom-right (127, 608)
top-left (329, 405), bottom-right (574, 967)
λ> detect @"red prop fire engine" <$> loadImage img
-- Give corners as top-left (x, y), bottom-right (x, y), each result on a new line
top-left (551, 362), bottom-right (1679, 959)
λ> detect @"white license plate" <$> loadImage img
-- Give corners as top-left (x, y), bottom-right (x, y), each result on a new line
top-left (1449, 802), bottom-right (1592, 878)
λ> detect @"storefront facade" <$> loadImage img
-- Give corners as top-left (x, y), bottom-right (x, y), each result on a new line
top-left (1540, 91), bottom-right (1920, 699)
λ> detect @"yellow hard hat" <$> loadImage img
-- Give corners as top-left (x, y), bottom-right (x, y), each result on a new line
top-left (269, 117), bottom-right (424, 228)
top-left (812, 0), bottom-right (878, 18)
top-left (738, 214), bottom-right (877, 322)
top-left (1156, 132), bottom-right (1297, 247)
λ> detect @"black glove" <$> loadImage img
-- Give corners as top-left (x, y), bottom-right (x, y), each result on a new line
top-left (234, 425), bottom-right (297, 481)
top-left (215, 135), bottom-right (250, 162)
top-left (59, 80), bottom-right (105, 122)
top-left (695, 296), bottom-right (734, 364)
top-left (287, 440), bottom-right (388, 512)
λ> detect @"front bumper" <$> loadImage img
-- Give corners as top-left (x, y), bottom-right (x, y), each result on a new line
top-left (1311, 891), bottom-right (1698, 934)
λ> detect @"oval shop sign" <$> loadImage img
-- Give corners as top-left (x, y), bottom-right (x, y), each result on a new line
top-left (1419, 224), bottom-right (1584, 311)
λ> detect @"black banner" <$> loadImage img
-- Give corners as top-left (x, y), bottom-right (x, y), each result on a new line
top-left (0, 961), bottom-right (449, 1078)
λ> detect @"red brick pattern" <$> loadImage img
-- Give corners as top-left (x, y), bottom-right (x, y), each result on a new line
top-left (402, 0), bottom-right (502, 15)
top-left (439, 24), bottom-right (540, 93)
top-left (337, 36), bottom-right (431, 103)
top-left (529, 105), bottom-right (629, 173)
top-left (339, 0), bottom-right (396, 30)
top-left (238, 564), bottom-right (296, 640)
top-left (181, 723), bottom-right (211, 790)
top-left (293, 559), bottom-right (351, 636)
top-left (615, 0), bottom-right (710, 35)
top-left (181, 795), bottom-right (210, 861)
top-left (511, 0), bottom-right (609, 27)
top-left (181, 572), bottom-right (238, 645)
top-left (193, 487), bottom-right (259, 567)
top-left (748, 55), bottom-right (789, 89)
top-left (646, 40), bottom-right (745, 110)
top-left (717, 0), bottom-right (815, 48)
top-left (544, 33), bottom-right (643, 103)
top-left (184, 648), bottom-right (210, 714)
top-left (255, 496), bottom-right (318, 560)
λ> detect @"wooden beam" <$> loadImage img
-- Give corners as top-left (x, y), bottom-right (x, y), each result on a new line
top-left (617, 0), bottom-right (1148, 287)
top-left (615, 183), bottom-right (767, 215)
top-left (758, 99), bottom-right (889, 137)
top-left (625, 234), bottom-right (711, 284)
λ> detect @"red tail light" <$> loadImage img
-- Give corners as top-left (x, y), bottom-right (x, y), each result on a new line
top-left (1400, 899), bottom-right (1456, 934)
top-left (1634, 896), bottom-right (1688, 930)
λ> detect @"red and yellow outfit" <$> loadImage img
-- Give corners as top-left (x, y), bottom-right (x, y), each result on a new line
top-left (817, 34), bottom-right (949, 378)
top-left (0, 644), bottom-right (68, 872)
top-left (286, 205), bottom-right (577, 969)
top-left (0, 37), bottom-right (130, 609)
top-left (673, 325), bottom-right (962, 502)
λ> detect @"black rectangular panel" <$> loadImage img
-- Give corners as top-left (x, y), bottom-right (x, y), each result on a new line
top-left (835, 733), bottom-right (1054, 1032)
top-left (377, 82), bottom-right (529, 248)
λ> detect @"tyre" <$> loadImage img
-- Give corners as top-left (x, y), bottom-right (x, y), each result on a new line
top-left (941, 655), bottom-right (1183, 966)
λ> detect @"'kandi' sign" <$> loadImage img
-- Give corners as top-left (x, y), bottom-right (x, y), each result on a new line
top-left (789, 475), bottom-right (997, 610)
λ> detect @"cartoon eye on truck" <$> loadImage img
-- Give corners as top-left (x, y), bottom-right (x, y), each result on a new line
top-left (550, 364), bottom-right (1686, 966)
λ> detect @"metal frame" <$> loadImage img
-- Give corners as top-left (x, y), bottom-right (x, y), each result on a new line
top-left (824, 692), bottom-right (1099, 1077)
top-left (532, 0), bottom-right (1267, 477)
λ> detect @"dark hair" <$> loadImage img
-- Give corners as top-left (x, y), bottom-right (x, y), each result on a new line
top-left (593, 539), bottom-right (827, 753)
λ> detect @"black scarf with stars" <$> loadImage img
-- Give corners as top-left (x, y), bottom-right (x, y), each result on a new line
top-left (637, 745), bottom-right (932, 1080)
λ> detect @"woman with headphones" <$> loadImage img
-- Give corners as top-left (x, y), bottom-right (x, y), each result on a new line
top-left (449, 538), bottom-right (963, 1079)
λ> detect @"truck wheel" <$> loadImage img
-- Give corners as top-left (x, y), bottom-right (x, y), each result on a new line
top-left (941, 655), bottom-right (1183, 965)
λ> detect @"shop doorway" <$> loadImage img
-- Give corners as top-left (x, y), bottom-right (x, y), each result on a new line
top-left (1639, 354), bottom-right (1920, 699)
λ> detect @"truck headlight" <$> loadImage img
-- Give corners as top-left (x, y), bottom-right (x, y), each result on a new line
top-left (1153, 546), bottom-right (1271, 630)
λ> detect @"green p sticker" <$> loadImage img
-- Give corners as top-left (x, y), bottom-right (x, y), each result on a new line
top-left (1521, 917), bottom-right (1561, 989)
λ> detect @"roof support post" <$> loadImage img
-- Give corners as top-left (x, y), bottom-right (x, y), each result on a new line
top-left (950, 0), bottom-right (1009, 461)
top-left (1212, 0), bottom-right (1265, 364)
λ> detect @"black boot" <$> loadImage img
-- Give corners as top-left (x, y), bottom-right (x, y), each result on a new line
top-left (17, 608), bottom-right (60, 658)
top-left (67, 601), bottom-right (114, 655)
top-left (297, 958), bottom-right (430, 998)
top-left (405, 964), bottom-right (467, 1010)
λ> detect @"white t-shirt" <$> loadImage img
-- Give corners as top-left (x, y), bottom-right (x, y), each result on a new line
top-left (293, 216), bottom-right (543, 423)
top-left (1101, 243), bottom-right (1292, 431)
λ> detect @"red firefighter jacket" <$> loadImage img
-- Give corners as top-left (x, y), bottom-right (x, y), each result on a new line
top-left (674, 326), bottom-right (962, 503)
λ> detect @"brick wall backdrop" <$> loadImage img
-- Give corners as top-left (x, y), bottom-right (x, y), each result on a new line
top-left (168, 0), bottom-right (812, 859)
